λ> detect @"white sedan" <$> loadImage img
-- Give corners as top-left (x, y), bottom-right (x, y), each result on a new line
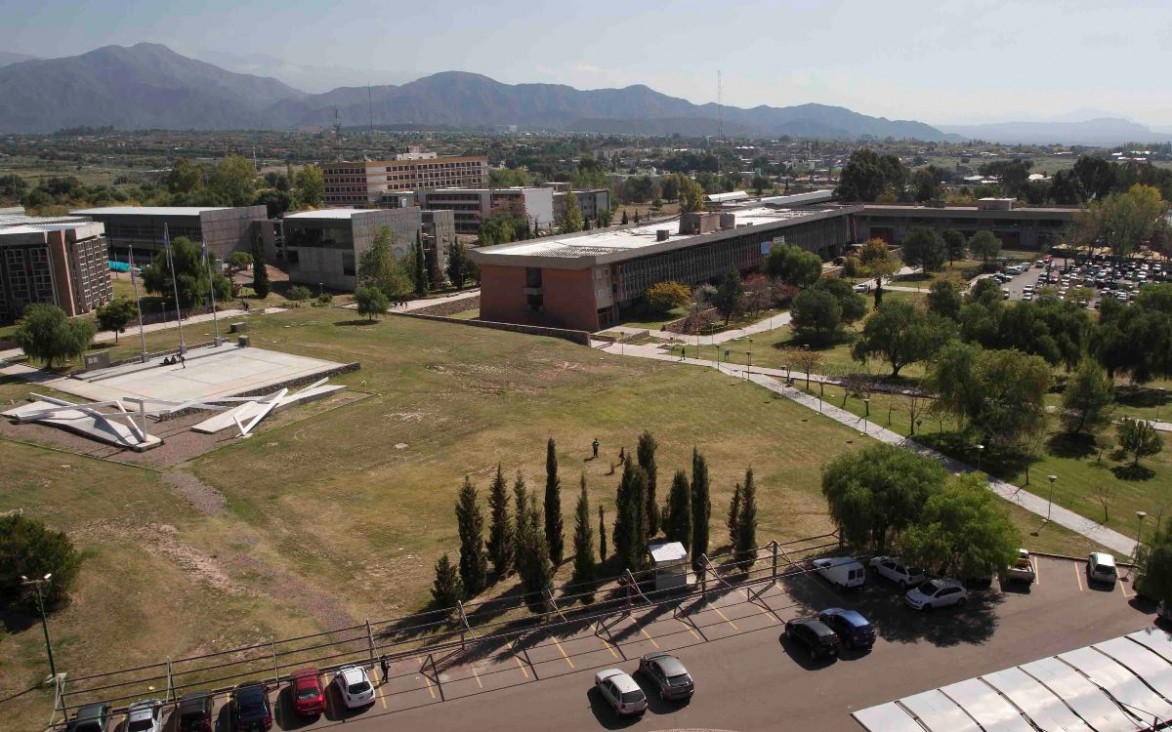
top-left (594, 668), bottom-right (648, 716)
top-left (333, 665), bottom-right (375, 709)
top-left (905, 578), bottom-right (968, 610)
top-left (869, 556), bottom-right (927, 589)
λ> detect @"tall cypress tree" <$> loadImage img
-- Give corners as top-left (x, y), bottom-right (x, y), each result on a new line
top-left (613, 461), bottom-right (648, 572)
top-left (486, 464), bottom-right (514, 578)
top-left (455, 477), bottom-right (487, 598)
top-left (637, 431), bottom-right (659, 537)
top-left (690, 448), bottom-right (711, 568)
top-left (513, 472), bottom-right (529, 545)
top-left (736, 469), bottom-right (759, 572)
top-left (598, 505), bottom-right (607, 561)
top-left (517, 493), bottom-right (553, 613)
top-left (544, 437), bottom-right (565, 564)
top-left (251, 236), bottom-right (269, 298)
top-left (431, 553), bottom-right (463, 609)
top-left (727, 482), bottom-right (743, 549)
top-left (570, 473), bottom-right (596, 602)
top-left (413, 238), bottom-right (428, 296)
top-left (665, 470), bottom-right (692, 547)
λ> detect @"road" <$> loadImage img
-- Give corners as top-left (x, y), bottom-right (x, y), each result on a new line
top-left (241, 557), bottom-right (1153, 732)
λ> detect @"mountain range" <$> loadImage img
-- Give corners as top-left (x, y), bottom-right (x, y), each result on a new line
top-left (0, 43), bottom-right (946, 140)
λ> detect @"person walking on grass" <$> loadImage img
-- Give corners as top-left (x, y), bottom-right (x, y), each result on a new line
top-left (592, 438), bottom-right (600, 459)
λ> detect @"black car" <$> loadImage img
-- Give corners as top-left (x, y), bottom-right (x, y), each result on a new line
top-left (67, 703), bottom-right (111, 732)
top-left (178, 691), bottom-right (214, 732)
top-left (784, 617), bottom-right (841, 660)
top-left (637, 652), bottom-right (695, 701)
top-left (230, 683), bottom-right (272, 732)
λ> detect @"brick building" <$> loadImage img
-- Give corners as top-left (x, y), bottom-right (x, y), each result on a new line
top-left (323, 154), bottom-right (489, 207)
top-left (0, 216), bottom-right (112, 322)
top-left (416, 187), bottom-right (554, 234)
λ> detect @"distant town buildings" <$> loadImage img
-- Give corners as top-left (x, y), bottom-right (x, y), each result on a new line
top-left (0, 210), bottom-right (112, 322)
top-left (71, 206), bottom-right (268, 262)
top-left (322, 150), bottom-right (489, 207)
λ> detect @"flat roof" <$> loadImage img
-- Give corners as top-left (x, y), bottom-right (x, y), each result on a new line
top-left (283, 209), bottom-right (371, 220)
top-left (472, 206), bottom-right (850, 269)
top-left (859, 204), bottom-right (1077, 216)
top-left (71, 206), bottom-right (231, 216)
top-left (0, 213), bottom-right (90, 229)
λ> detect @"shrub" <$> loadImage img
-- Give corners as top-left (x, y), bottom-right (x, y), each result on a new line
top-left (644, 281), bottom-right (691, 314)
top-left (286, 285), bottom-right (313, 302)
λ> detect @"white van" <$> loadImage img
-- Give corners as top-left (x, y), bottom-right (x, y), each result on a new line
top-left (812, 556), bottom-right (866, 590)
top-left (1087, 552), bottom-right (1117, 586)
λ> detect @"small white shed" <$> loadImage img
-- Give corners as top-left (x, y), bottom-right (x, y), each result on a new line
top-left (648, 541), bottom-right (691, 592)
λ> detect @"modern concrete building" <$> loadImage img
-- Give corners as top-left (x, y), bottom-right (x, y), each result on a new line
top-left (854, 200), bottom-right (1077, 249)
top-left (322, 154), bottom-right (489, 207)
top-left (552, 188), bottom-right (611, 225)
top-left (417, 187), bottom-right (555, 234)
top-left (472, 204), bottom-right (857, 331)
top-left (71, 206), bottom-right (268, 262)
top-left (0, 214), bottom-right (112, 322)
top-left (279, 208), bottom-right (427, 291)
top-left (423, 210), bottom-right (456, 266)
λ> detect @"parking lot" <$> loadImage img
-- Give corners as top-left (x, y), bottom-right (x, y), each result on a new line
top-left (996, 255), bottom-right (1167, 306)
top-left (87, 554), bottom-right (1157, 732)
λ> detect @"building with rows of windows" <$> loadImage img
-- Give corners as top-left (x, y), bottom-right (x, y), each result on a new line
top-left (0, 211), bottom-right (112, 322)
top-left (71, 206), bottom-right (268, 262)
top-left (322, 154), bottom-right (489, 207)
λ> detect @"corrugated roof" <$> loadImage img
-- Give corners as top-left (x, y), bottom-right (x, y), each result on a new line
top-left (71, 206), bottom-right (230, 216)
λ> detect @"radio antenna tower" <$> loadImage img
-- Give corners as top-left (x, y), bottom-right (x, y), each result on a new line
top-left (717, 70), bottom-right (723, 142)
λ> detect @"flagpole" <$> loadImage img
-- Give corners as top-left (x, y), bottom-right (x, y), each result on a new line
top-left (202, 238), bottom-right (221, 346)
top-left (164, 224), bottom-right (186, 354)
top-left (129, 246), bottom-right (148, 363)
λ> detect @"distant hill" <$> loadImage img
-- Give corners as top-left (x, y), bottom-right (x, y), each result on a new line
top-left (938, 118), bottom-right (1172, 146)
top-left (0, 51), bottom-right (38, 68)
top-left (0, 43), bottom-right (304, 132)
top-left (0, 43), bottom-right (948, 140)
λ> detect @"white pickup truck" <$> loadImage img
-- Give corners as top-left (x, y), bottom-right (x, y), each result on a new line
top-left (1004, 549), bottom-right (1036, 585)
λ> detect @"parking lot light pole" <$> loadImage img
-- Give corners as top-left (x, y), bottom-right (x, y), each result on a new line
top-left (1046, 474), bottom-right (1058, 524)
top-left (976, 444), bottom-right (985, 473)
top-left (21, 574), bottom-right (56, 680)
top-left (1158, 388), bottom-right (1166, 423)
top-left (1136, 510), bottom-right (1148, 561)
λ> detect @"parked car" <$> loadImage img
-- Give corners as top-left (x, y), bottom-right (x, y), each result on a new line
top-left (67, 703), bottom-right (111, 732)
top-left (594, 668), bottom-right (648, 716)
top-left (1087, 552), bottom-right (1118, 586)
top-left (177, 692), bottom-right (214, 732)
top-left (333, 666), bottom-right (375, 709)
top-left (784, 617), bottom-right (841, 660)
top-left (817, 608), bottom-right (876, 651)
top-left (1004, 549), bottom-right (1036, 586)
top-left (868, 556), bottom-right (926, 589)
top-left (637, 652), bottom-right (694, 701)
top-left (290, 668), bottom-right (326, 718)
top-left (230, 683), bottom-right (272, 732)
top-left (905, 579), bottom-right (968, 610)
top-left (811, 556), bottom-right (866, 590)
top-left (853, 282), bottom-right (872, 293)
top-left (125, 700), bottom-right (164, 732)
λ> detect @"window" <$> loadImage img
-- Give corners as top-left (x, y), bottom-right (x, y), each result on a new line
top-left (525, 268), bottom-right (543, 289)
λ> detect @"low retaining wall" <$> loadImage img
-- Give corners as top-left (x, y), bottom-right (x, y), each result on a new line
top-left (391, 311), bottom-right (591, 346)
top-left (75, 341), bottom-right (220, 375)
top-left (411, 294), bottom-right (480, 317)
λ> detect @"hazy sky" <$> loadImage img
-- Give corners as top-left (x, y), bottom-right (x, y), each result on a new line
top-left (3, 0), bottom-right (1171, 126)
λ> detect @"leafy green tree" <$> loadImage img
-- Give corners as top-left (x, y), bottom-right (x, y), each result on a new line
top-left (286, 285), bottom-right (312, 302)
top-left (690, 448), bottom-right (711, 566)
top-left (851, 300), bottom-right (956, 377)
top-left (1137, 519), bottom-right (1172, 607)
top-left (790, 289), bottom-right (842, 345)
top-left (570, 474), bottom-right (596, 602)
top-left (613, 460), bottom-right (649, 572)
top-left (764, 244), bottom-right (823, 288)
top-left (1118, 418), bottom-right (1164, 468)
top-left (489, 168), bottom-right (532, 187)
top-left (900, 474), bottom-right (1019, 579)
top-left (835, 149), bottom-right (908, 201)
top-left (1062, 359), bottom-right (1115, 435)
top-left (544, 437), bottom-right (564, 564)
top-left (0, 514), bottom-right (82, 612)
top-left (678, 174), bottom-right (706, 213)
top-left (207, 154), bottom-right (257, 207)
top-left (941, 229), bottom-right (967, 267)
top-left (927, 279), bottom-right (963, 320)
top-left (636, 431), bottom-right (659, 537)
top-left (516, 493), bottom-right (553, 613)
top-left (142, 236), bottom-right (230, 309)
top-left (644, 282), bottom-right (691, 313)
top-left (13, 304), bottom-right (95, 368)
top-left (164, 158), bottom-right (204, 195)
top-left (821, 443), bottom-right (948, 553)
top-left (431, 553), bottom-right (463, 608)
top-left (735, 469), bottom-right (758, 571)
top-left (226, 251), bottom-right (252, 277)
top-left (811, 278), bottom-right (867, 322)
top-left (95, 297), bottom-right (138, 344)
top-left (354, 286), bottom-right (388, 321)
top-left (901, 228), bottom-right (947, 272)
top-left (358, 226), bottom-right (413, 302)
top-left (1076, 184), bottom-right (1167, 260)
top-left (251, 237), bottom-right (270, 298)
top-left (294, 164), bottom-right (324, 208)
top-left (455, 477), bottom-right (487, 598)
top-left (559, 189), bottom-right (583, 233)
top-left (486, 465), bottom-right (514, 578)
top-left (664, 470), bottom-right (692, 548)
top-left (727, 482), bottom-right (742, 548)
top-left (446, 241), bottom-right (472, 290)
top-left (713, 268), bottom-right (744, 324)
top-left (968, 230), bottom-right (1002, 265)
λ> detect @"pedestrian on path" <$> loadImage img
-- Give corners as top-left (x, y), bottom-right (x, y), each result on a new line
top-left (379, 655), bottom-right (389, 684)
top-left (592, 438), bottom-right (600, 459)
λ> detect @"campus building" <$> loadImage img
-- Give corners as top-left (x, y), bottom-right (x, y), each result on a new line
top-left (552, 188), bottom-right (611, 225)
top-left (70, 206), bottom-right (268, 262)
top-left (854, 199), bottom-right (1078, 249)
top-left (322, 154), bottom-right (489, 207)
top-left (416, 187), bottom-right (554, 234)
top-left (472, 204), bottom-right (857, 332)
top-left (0, 212), bottom-right (112, 322)
top-left (278, 207), bottom-right (447, 291)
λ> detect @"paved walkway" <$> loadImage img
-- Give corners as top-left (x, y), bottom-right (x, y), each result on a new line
top-left (599, 343), bottom-right (1137, 556)
top-left (600, 310), bottom-right (794, 347)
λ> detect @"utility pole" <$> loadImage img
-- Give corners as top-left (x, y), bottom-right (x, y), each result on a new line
top-left (21, 574), bottom-right (57, 679)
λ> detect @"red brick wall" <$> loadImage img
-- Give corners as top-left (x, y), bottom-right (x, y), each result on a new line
top-left (479, 264), bottom-right (601, 332)
top-left (479, 264), bottom-right (530, 324)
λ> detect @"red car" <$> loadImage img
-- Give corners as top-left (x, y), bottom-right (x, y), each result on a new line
top-left (290, 669), bottom-right (326, 718)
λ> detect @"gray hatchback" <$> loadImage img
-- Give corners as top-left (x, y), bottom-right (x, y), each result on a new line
top-left (637, 652), bottom-right (694, 701)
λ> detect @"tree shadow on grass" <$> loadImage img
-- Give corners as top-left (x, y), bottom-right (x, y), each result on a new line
top-left (1115, 385), bottom-right (1167, 410)
top-left (1046, 432), bottom-right (1098, 460)
top-left (334, 319), bottom-right (378, 327)
top-left (1112, 463), bottom-right (1157, 481)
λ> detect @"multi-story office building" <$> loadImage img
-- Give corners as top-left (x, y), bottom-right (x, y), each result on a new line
top-left (552, 188), bottom-right (611, 225)
top-left (0, 212), bottom-right (112, 322)
top-left (322, 154), bottom-right (489, 207)
top-left (71, 206), bottom-right (268, 262)
top-left (416, 187), bottom-right (554, 234)
top-left (854, 199), bottom-right (1077, 249)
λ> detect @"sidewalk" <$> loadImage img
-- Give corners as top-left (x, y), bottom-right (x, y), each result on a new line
top-left (344, 289), bottom-right (481, 314)
top-left (600, 310), bottom-right (794, 347)
top-left (602, 344), bottom-right (1137, 556)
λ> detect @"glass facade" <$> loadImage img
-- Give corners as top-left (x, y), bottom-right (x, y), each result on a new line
top-left (284, 222), bottom-right (355, 251)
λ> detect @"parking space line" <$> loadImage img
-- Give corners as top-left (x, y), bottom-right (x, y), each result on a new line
top-left (512, 654), bottom-right (530, 679)
top-left (1033, 558), bottom-right (1040, 585)
top-left (598, 636), bottom-right (620, 659)
top-left (677, 618), bottom-right (702, 641)
top-left (471, 665), bottom-right (483, 689)
top-left (550, 636), bottom-right (575, 668)
top-left (1074, 562), bottom-right (1085, 591)
top-left (417, 657), bottom-right (437, 699)
top-left (639, 627), bottom-right (661, 649)
top-left (1120, 581), bottom-right (1132, 600)
top-left (712, 606), bottom-right (740, 631)
top-left (378, 680), bottom-right (388, 709)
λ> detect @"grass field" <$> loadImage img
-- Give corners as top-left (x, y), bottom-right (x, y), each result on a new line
top-left (0, 306), bottom-right (1116, 729)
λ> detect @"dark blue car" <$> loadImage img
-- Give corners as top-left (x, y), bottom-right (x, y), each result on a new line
top-left (817, 608), bottom-right (876, 651)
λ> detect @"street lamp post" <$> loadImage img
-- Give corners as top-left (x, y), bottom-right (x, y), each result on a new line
top-left (21, 574), bottom-right (56, 679)
top-left (862, 398), bottom-right (871, 434)
top-left (747, 338), bottom-right (753, 379)
top-left (1136, 509), bottom-right (1148, 563)
top-left (1046, 474), bottom-right (1058, 523)
top-left (1158, 388), bottom-right (1167, 423)
top-left (976, 444), bottom-right (985, 473)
